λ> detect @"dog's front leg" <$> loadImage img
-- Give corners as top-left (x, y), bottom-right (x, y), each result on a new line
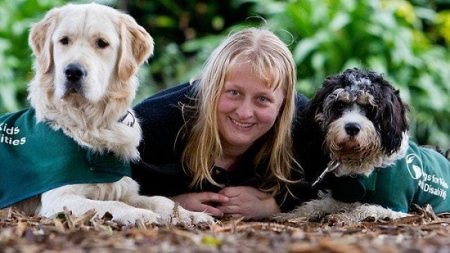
top-left (110, 177), bottom-right (214, 225)
top-left (347, 204), bottom-right (408, 221)
top-left (275, 199), bottom-right (338, 221)
top-left (40, 186), bottom-right (161, 225)
top-left (322, 203), bottom-right (409, 224)
top-left (274, 191), bottom-right (361, 221)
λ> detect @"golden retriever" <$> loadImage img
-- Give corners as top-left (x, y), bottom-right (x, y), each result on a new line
top-left (7, 3), bottom-right (213, 226)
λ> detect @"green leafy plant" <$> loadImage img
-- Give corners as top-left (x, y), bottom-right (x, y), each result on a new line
top-left (1, 0), bottom-right (448, 148)
top-left (124, 0), bottom-right (255, 102)
top-left (0, 0), bottom-right (65, 113)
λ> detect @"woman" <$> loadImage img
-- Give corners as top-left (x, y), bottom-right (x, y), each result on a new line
top-left (132, 27), bottom-right (309, 219)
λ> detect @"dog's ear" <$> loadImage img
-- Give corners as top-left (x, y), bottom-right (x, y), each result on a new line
top-left (117, 15), bottom-right (154, 82)
top-left (29, 7), bottom-right (60, 74)
top-left (378, 82), bottom-right (409, 155)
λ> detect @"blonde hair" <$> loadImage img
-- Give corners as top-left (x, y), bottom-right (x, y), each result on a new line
top-left (181, 27), bottom-right (297, 194)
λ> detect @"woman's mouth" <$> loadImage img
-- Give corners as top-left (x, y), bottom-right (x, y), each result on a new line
top-left (230, 118), bottom-right (254, 128)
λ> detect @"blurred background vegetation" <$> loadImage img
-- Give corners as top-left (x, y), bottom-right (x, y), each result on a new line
top-left (0, 0), bottom-right (448, 149)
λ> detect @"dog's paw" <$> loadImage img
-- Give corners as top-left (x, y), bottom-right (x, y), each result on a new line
top-left (140, 196), bottom-right (215, 226)
top-left (272, 208), bottom-right (321, 222)
top-left (112, 209), bottom-right (160, 225)
top-left (351, 204), bottom-right (409, 221)
top-left (323, 212), bottom-right (361, 225)
top-left (159, 204), bottom-right (215, 226)
top-left (175, 207), bottom-right (215, 225)
top-left (323, 209), bottom-right (409, 225)
top-left (289, 204), bottom-right (324, 220)
top-left (272, 212), bottom-right (304, 222)
top-left (388, 210), bottom-right (409, 219)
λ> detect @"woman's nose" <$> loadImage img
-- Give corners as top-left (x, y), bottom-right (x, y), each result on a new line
top-left (235, 99), bottom-right (254, 119)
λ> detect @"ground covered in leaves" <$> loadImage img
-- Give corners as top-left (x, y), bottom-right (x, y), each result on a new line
top-left (1, 207), bottom-right (450, 253)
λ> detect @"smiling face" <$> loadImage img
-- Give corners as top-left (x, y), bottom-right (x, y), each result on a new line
top-left (217, 59), bottom-right (285, 153)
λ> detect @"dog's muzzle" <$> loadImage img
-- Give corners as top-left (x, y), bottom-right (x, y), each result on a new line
top-left (64, 63), bottom-right (87, 94)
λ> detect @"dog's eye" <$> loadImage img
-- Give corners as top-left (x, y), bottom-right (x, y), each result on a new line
top-left (59, 37), bottom-right (70, 45)
top-left (96, 38), bottom-right (109, 49)
top-left (362, 104), bottom-right (376, 115)
top-left (334, 101), bottom-right (346, 110)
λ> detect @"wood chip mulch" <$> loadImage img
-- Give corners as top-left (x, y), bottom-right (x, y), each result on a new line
top-left (1, 206), bottom-right (450, 253)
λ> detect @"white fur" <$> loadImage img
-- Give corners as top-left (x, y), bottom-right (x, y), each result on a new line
top-left (39, 177), bottom-right (212, 225)
top-left (276, 192), bottom-right (407, 224)
top-left (14, 3), bottom-right (214, 226)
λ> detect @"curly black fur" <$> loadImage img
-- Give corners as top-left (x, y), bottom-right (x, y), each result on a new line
top-left (294, 68), bottom-right (408, 186)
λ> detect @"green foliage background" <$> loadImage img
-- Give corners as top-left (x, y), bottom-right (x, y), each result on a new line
top-left (0, 0), bottom-right (448, 149)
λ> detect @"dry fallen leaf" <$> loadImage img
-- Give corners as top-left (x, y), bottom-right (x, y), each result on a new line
top-left (1, 207), bottom-right (450, 252)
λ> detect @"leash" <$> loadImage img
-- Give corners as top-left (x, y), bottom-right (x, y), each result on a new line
top-left (311, 160), bottom-right (340, 187)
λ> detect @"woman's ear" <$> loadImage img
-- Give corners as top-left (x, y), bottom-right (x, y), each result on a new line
top-left (117, 15), bottom-right (154, 82)
top-left (29, 7), bottom-right (60, 74)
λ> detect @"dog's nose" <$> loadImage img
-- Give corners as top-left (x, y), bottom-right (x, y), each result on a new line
top-left (345, 123), bottom-right (361, 136)
top-left (64, 63), bottom-right (86, 82)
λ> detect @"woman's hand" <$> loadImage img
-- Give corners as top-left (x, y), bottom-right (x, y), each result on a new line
top-left (216, 186), bottom-right (280, 219)
top-left (171, 192), bottom-right (229, 218)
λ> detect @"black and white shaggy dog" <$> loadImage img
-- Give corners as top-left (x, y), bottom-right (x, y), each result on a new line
top-left (279, 68), bottom-right (450, 223)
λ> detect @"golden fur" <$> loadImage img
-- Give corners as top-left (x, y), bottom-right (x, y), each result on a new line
top-left (15, 3), bottom-right (213, 225)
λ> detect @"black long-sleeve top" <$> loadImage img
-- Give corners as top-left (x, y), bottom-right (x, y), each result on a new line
top-left (131, 82), bottom-right (311, 212)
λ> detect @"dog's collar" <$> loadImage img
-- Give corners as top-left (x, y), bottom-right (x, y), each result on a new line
top-left (312, 160), bottom-right (340, 187)
top-left (118, 110), bottom-right (135, 127)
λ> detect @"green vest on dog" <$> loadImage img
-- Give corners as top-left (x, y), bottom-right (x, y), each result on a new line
top-left (0, 108), bottom-right (131, 209)
top-left (331, 142), bottom-right (450, 213)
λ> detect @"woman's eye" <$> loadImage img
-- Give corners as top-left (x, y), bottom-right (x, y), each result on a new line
top-left (59, 37), bottom-right (69, 45)
top-left (228, 90), bottom-right (239, 96)
top-left (96, 38), bottom-right (109, 48)
top-left (258, 96), bottom-right (270, 103)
